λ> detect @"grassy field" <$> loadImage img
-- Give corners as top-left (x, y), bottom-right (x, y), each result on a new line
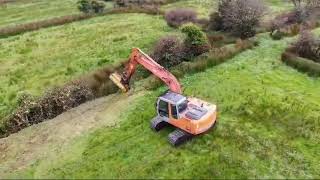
top-left (9, 31), bottom-right (320, 178)
top-left (0, 14), bottom-right (176, 122)
top-left (2, 0), bottom-right (315, 178)
top-left (0, 0), bottom-right (293, 122)
top-left (0, 0), bottom-right (80, 28)
top-left (161, 0), bottom-right (217, 17)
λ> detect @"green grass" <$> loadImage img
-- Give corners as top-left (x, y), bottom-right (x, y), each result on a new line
top-left (1, 0), bottom-right (319, 178)
top-left (0, 0), bottom-right (78, 28)
top-left (265, 0), bottom-right (293, 13)
top-left (161, 0), bottom-right (217, 17)
top-left (0, 13), bottom-right (176, 122)
top-left (12, 33), bottom-right (320, 178)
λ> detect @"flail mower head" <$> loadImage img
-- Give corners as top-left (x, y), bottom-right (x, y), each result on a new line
top-left (109, 72), bottom-right (128, 92)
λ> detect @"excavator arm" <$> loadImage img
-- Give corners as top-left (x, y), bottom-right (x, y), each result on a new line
top-left (110, 48), bottom-right (182, 94)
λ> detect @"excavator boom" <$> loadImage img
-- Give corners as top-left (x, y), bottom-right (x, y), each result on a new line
top-left (110, 48), bottom-right (182, 94)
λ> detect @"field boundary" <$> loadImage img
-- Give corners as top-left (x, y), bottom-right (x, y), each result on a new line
top-left (281, 51), bottom-right (320, 76)
top-left (0, 7), bottom-right (165, 38)
top-left (0, 40), bottom-right (256, 138)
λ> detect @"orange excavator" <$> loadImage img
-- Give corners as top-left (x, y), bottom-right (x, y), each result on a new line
top-left (110, 48), bottom-right (217, 146)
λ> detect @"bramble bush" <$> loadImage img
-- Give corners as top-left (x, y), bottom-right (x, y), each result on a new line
top-left (209, 0), bottom-right (265, 39)
top-left (151, 36), bottom-right (185, 68)
top-left (181, 23), bottom-right (210, 59)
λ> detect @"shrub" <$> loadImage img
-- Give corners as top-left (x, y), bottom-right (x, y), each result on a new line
top-left (91, 0), bottom-right (106, 13)
top-left (271, 0), bottom-right (320, 35)
top-left (208, 12), bottom-right (223, 31)
top-left (164, 8), bottom-right (197, 28)
top-left (292, 31), bottom-right (320, 62)
top-left (78, 0), bottom-right (92, 13)
top-left (181, 23), bottom-right (210, 58)
top-left (77, 0), bottom-right (105, 14)
top-left (208, 0), bottom-right (230, 31)
top-left (151, 36), bottom-right (185, 68)
top-left (1, 83), bottom-right (94, 137)
top-left (0, 62), bottom-right (126, 137)
top-left (143, 39), bottom-right (256, 91)
top-left (209, 0), bottom-right (265, 39)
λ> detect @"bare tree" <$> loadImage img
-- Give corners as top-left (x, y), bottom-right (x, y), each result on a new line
top-left (221, 0), bottom-right (266, 38)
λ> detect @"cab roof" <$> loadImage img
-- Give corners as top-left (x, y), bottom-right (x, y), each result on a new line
top-left (159, 91), bottom-right (186, 104)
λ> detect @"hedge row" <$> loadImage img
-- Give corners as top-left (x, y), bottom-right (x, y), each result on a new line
top-left (270, 20), bottom-right (320, 40)
top-left (0, 13), bottom-right (95, 38)
top-left (281, 51), bottom-right (320, 76)
top-left (0, 62), bottom-right (125, 138)
top-left (142, 39), bottom-right (257, 90)
top-left (0, 0), bottom-right (15, 4)
top-left (0, 39), bottom-right (256, 138)
top-left (0, 6), bottom-right (165, 38)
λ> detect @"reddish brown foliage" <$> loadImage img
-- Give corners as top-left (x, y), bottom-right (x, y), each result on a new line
top-left (164, 8), bottom-right (197, 28)
top-left (291, 31), bottom-right (320, 62)
top-left (151, 36), bottom-right (185, 68)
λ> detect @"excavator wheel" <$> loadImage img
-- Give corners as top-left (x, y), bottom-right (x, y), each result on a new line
top-left (150, 116), bottom-right (168, 132)
top-left (168, 129), bottom-right (193, 146)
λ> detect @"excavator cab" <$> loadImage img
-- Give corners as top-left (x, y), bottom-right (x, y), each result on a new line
top-left (151, 91), bottom-right (217, 146)
top-left (156, 91), bottom-right (192, 120)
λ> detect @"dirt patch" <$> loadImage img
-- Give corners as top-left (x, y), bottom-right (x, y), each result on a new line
top-left (0, 92), bottom-right (143, 177)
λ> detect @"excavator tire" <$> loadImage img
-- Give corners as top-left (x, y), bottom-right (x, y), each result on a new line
top-left (168, 129), bottom-right (193, 146)
top-left (150, 116), bottom-right (168, 132)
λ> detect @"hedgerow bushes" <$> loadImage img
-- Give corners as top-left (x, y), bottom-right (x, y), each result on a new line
top-left (151, 23), bottom-right (209, 68)
top-left (113, 0), bottom-right (170, 15)
top-left (151, 36), bottom-right (185, 68)
top-left (0, 13), bottom-right (94, 38)
top-left (292, 31), bottom-right (320, 62)
top-left (281, 51), bottom-right (320, 76)
top-left (208, 0), bottom-right (266, 39)
top-left (78, 0), bottom-right (106, 14)
top-left (0, 63), bottom-right (125, 138)
top-left (164, 8), bottom-right (197, 28)
top-left (270, 0), bottom-right (320, 40)
top-left (144, 39), bottom-right (256, 90)
top-left (281, 31), bottom-right (320, 76)
top-left (181, 23), bottom-right (210, 58)
top-left (0, 82), bottom-right (94, 137)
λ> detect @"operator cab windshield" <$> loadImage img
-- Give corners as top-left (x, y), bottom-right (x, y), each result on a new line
top-left (178, 100), bottom-right (189, 113)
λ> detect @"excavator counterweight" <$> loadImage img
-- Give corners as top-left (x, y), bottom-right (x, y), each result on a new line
top-left (110, 48), bottom-right (217, 146)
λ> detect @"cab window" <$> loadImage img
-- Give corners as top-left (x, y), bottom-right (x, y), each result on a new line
top-left (171, 104), bottom-right (178, 119)
top-left (158, 100), bottom-right (169, 117)
top-left (178, 100), bottom-right (188, 113)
